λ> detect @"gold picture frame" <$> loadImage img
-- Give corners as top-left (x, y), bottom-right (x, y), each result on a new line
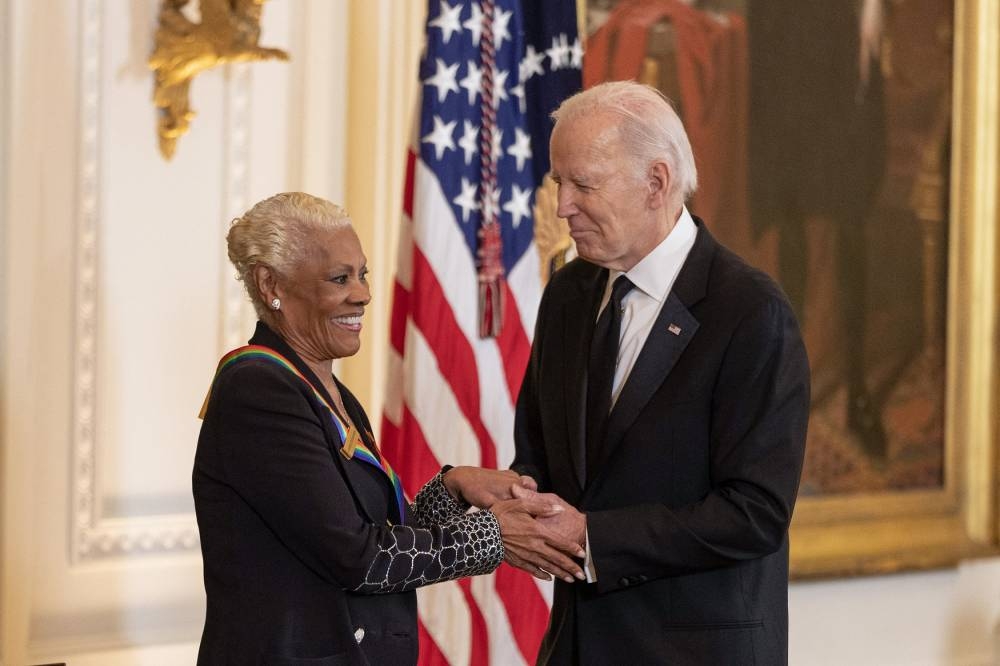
top-left (578, 0), bottom-right (999, 578)
top-left (789, 0), bottom-right (999, 578)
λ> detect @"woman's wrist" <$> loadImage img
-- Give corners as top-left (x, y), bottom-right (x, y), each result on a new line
top-left (440, 465), bottom-right (465, 503)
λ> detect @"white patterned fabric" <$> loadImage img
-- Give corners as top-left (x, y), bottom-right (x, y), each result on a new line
top-left (352, 471), bottom-right (503, 594)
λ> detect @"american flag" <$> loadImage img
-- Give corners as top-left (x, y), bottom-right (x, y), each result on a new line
top-left (380, 1), bottom-right (581, 664)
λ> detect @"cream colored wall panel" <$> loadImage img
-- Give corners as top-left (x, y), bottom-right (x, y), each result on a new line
top-left (247, 4), bottom-right (291, 205)
top-left (789, 559), bottom-right (1000, 665)
top-left (221, 3), bottom-right (294, 350)
top-left (56, 640), bottom-right (199, 666)
top-left (1, 0), bottom-right (291, 660)
top-left (3, 2), bottom-right (84, 663)
top-left (72, 0), bottom-right (208, 563)
top-left (94, 0), bottom-right (224, 521)
top-left (287, 0), bottom-right (349, 205)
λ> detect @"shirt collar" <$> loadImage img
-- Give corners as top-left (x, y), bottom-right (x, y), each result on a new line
top-left (610, 206), bottom-right (697, 303)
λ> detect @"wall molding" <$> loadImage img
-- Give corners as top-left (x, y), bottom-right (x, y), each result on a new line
top-left (27, 600), bottom-right (204, 661)
top-left (220, 64), bottom-right (254, 352)
top-left (70, 1), bottom-right (255, 561)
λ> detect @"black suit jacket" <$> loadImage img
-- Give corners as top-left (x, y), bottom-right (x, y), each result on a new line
top-left (513, 221), bottom-right (810, 665)
top-left (194, 322), bottom-right (502, 665)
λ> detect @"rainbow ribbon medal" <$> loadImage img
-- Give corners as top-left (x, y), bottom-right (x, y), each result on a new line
top-left (209, 345), bottom-right (407, 524)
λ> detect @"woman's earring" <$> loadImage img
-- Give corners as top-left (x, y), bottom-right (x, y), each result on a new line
top-left (270, 297), bottom-right (281, 311)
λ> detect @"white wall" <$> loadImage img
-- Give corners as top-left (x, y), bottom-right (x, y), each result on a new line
top-left (790, 560), bottom-right (1000, 665)
top-left (0, 2), bottom-right (998, 666)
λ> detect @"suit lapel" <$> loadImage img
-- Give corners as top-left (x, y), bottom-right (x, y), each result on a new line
top-left (593, 293), bottom-right (699, 473)
top-left (583, 220), bottom-right (716, 493)
top-left (338, 380), bottom-right (408, 524)
top-left (248, 322), bottom-right (381, 525)
top-left (563, 266), bottom-right (608, 493)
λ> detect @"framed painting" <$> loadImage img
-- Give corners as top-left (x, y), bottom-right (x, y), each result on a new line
top-left (579, 0), bottom-right (999, 576)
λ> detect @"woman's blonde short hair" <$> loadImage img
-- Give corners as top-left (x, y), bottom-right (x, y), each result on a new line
top-left (227, 192), bottom-right (351, 318)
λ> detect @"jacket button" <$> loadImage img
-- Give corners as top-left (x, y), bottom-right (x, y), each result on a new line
top-left (354, 627), bottom-right (365, 644)
top-left (618, 577), bottom-right (630, 587)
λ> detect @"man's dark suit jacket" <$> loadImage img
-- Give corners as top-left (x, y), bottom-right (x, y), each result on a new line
top-left (194, 322), bottom-right (502, 665)
top-left (513, 220), bottom-right (810, 665)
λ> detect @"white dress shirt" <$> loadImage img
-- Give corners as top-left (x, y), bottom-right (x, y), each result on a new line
top-left (584, 206), bottom-right (698, 582)
top-left (598, 206), bottom-right (698, 407)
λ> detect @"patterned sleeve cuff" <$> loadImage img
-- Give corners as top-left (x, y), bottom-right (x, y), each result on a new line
top-left (443, 508), bottom-right (505, 574)
top-left (351, 506), bottom-right (504, 594)
top-left (411, 468), bottom-right (470, 526)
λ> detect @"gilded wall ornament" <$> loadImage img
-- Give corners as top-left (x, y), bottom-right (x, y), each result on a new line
top-left (533, 175), bottom-right (576, 284)
top-left (148, 0), bottom-right (289, 160)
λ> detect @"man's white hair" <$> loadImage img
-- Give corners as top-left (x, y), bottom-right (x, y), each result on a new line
top-left (552, 80), bottom-right (698, 205)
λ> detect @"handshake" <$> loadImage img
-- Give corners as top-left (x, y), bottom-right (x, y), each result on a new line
top-left (443, 467), bottom-right (587, 584)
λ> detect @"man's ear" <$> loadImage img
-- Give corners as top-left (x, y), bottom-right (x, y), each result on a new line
top-left (254, 264), bottom-right (280, 304)
top-left (647, 161), bottom-right (671, 210)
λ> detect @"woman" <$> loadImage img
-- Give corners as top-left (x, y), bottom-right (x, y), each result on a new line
top-left (194, 192), bottom-right (582, 665)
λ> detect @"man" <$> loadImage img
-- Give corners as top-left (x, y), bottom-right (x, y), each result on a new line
top-left (508, 81), bottom-right (810, 665)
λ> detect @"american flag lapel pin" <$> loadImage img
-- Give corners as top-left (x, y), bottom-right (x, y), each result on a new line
top-left (668, 323), bottom-right (682, 336)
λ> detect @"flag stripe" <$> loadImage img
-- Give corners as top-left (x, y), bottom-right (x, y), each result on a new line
top-left (410, 249), bottom-right (498, 467)
top-left (404, 320), bottom-right (483, 468)
top-left (402, 150), bottom-right (417, 220)
top-left (471, 574), bottom-right (528, 666)
top-left (495, 280), bottom-right (531, 402)
top-left (398, 406), bottom-right (447, 496)
top-left (494, 565), bottom-right (551, 662)
top-left (417, 583), bottom-right (473, 666)
top-left (410, 164), bottom-right (517, 456)
top-left (458, 578), bottom-right (490, 666)
top-left (389, 282), bottom-right (410, 370)
top-left (418, 618), bottom-right (452, 666)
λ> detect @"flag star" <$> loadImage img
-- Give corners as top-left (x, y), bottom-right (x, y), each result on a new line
top-left (493, 68), bottom-right (510, 107)
top-left (546, 33), bottom-right (571, 70)
top-left (424, 58), bottom-right (459, 103)
top-left (507, 127), bottom-right (532, 172)
top-left (459, 60), bottom-right (482, 105)
top-left (491, 128), bottom-right (504, 164)
top-left (481, 183), bottom-right (501, 222)
top-left (570, 37), bottom-right (584, 69)
top-left (520, 45), bottom-right (546, 81)
top-left (511, 81), bottom-right (525, 113)
top-left (422, 115), bottom-right (457, 160)
top-left (459, 120), bottom-right (479, 165)
top-left (494, 8), bottom-right (513, 52)
top-left (429, 0), bottom-right (463, 45)
top-left (503, 184), bottom-right (533, 229)
top-left (463, 2), bottom-right (483, 46)
top-left (453, 177), bottom-right (479, 223)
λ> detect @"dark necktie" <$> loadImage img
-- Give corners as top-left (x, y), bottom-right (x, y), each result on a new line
top-left (586, 275), bottom-right (634, 474)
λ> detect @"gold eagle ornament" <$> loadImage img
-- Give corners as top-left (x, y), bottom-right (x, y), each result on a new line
top-left (149, 0), bottom-right (289, 159)
top-left (533, 175), bottom-right (576, 285)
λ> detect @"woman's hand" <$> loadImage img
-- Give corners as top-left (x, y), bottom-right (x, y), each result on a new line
top-left (443, 466), bottom-right (538, 509)
top-left (491, 493), bottom-right (586, 583)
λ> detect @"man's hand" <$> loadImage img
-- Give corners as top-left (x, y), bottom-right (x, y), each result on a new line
top-left (442, 466), bottom-right (538, 509)
top-left (491, 493), bottom-right (586, 583)
top-left (510, 484), bottom-right (586, 549)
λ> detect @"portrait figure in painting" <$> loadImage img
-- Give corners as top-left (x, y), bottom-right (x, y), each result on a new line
top-left (580, 0), bottom-right (953, 495)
